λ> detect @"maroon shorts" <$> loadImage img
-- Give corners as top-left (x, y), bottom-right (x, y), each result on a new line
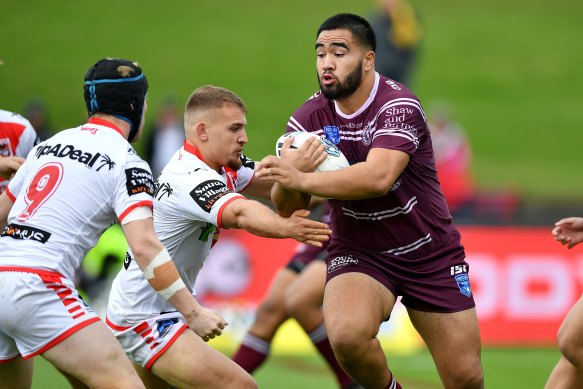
top-left (286, 239), bottom-right (329, 274)
top-left (325, 231), bottom-right (475, 313)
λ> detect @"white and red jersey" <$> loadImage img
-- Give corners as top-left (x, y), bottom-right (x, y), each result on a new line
top-left (0, 118), bottom-right (155, 281)
top-left (0, 109), bottom-right (40, 193)
top-left (107, 141), bottom-right (254, 325)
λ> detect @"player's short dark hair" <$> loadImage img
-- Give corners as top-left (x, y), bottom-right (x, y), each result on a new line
top-left (84, 58), bottom-right (148, 142)
top-left (317, 13), bottom-right (376, 52)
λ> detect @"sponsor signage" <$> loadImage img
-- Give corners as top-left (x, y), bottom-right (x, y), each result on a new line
top-left (199, 226), bottom-right (579, 346)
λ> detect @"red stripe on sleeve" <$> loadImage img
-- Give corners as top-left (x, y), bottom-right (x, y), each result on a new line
top-left (118, 200), bottom-right (153, 223)
top-left (216, 195), bottom-right (246, 228)
top-left (5, 187), bottom-right (16, 202)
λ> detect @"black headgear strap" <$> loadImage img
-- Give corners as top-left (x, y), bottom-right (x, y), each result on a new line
top-left (83, 59), bottom-right (148, 142)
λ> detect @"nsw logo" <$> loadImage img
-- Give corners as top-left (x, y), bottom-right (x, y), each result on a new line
top-left (323, 126), bottom-right (341, 145)
top-left (454, 273), bottom-right (472, 297)
top-left (156, 318), bottom-right (179, 339)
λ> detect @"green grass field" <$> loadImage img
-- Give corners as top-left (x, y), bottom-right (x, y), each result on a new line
top-left (0, 1), bottom-right (580, 386)
top-left (1, 0), bottom-right (582, 199)
top-left (32, 346), bottom-right (560, 388)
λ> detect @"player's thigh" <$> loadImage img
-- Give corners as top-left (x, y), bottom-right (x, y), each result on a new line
top-left (132, 362), bottom-right (171, 389)
top-left (42, 320), bottom-right (141, 387)
top-left (408, 307), bottom-right (482, 370)
top-left (0, 356), bottom-right (33, 389)
top-left (323, 272), bottom-right (396, 341)
top-left (285, 260), bottom-right (326, 311)
top-left (151, 330), bottom-right (256, 389)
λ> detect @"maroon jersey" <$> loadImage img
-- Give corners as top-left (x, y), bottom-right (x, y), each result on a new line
top-left (285, 73), bottom-right (457, 258)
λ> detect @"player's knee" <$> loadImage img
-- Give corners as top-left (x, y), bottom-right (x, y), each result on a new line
top-left (89, 376), bottom-right (144, 389)
top-left (557, 326), bottom-right (583, 368)
top-left (234, 373), bottom-right (258, 389)
top-left (256, 299), bottom-right (287, 321)
top-left (441, 361), bottom-right (484, 389)
top-left (326, 326), bottom-right (364, 362)
top-left (558, 338), bottom-right (583, 368)
top-left (284, 292), bottom-right (306, 318)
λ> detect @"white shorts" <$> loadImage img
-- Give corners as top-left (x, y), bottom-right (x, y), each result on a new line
top-left (106, 312), bottom-right (188, 370)
top-left (0, 267), bottom-right (100, 361)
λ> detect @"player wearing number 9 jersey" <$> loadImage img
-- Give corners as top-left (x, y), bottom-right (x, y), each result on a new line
top-left (0, 58), bottom-right (207, 389)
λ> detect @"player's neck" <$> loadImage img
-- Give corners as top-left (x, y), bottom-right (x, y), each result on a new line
top-left (335, 72), bottom-right (375, 115)
top-left (185, 139), bottom-right (222, 172)
top-left (91, 114), bottom-right (131, 140)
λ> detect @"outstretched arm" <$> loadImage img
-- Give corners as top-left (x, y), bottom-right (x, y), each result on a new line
top-left (553, 217), bottom-right (583, 249)
top-left (220, 198), bottom-right (331, 247)
top-left (122, 215), bottom-right (227, 341)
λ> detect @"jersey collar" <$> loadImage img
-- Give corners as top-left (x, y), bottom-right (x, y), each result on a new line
top-left (183, 140), bottom-right (229, 174)
top-left (86, 118), bottom-right (125, 138)
top-left (183, 140), bottom-right (205, 162)
top-left (333, 71), bottom-right (380, 119)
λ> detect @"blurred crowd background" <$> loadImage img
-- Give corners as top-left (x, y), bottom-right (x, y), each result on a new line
top-left (2, 0), bottom-right (581, 227)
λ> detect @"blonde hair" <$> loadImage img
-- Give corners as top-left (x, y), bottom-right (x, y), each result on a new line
top-left (184, 85), bottom-right (247, 129)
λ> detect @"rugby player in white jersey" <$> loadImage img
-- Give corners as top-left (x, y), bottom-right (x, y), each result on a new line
top-left (106, 85), bottom-right (332, 389)
top-left (0, 58), bottom-right (227, 389)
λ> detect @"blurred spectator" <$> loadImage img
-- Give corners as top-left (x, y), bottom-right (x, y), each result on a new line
top-left (23, 98), bottom-right (51, 141)
top-left (428, 102), bottom-right (476, 218)
top-left (369, 0), bottom-right (422, 85)
top-left (145, 94), bottom-right (184, 178)
top-left (429, 102), bottom-right (520, 222)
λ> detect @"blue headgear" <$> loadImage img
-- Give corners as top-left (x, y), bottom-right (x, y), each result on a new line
top-left (84, 58), bottom-right (148, 142)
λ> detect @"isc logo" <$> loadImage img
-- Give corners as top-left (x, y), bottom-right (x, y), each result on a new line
top-left (451, 264), bottom-right (467, 275)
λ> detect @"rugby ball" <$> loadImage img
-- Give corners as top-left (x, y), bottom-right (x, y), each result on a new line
top-left (275, 131), bottom-right (349, 172)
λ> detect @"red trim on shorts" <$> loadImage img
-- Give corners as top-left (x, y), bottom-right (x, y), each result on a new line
top-left (106, 316), bottom-right (131, 331)
top-left (134, 321), bottom-right (149, 334)
top-left (144, 324), bottom-right (188, 371)
top-left (5, 187), bottom-right (16, 202)
top-left (118, 200), bottom-right (153, 223)
top-left (57, 289), bottom-right (73, 299)
top-left (217, 195), bottom-right (246, 228)
top-left (22, 317), bottom-right (101, 359)
top-left (68, 305), bottom-right (81, 314)
top-left (0, 266), bottom-right (64, 279)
